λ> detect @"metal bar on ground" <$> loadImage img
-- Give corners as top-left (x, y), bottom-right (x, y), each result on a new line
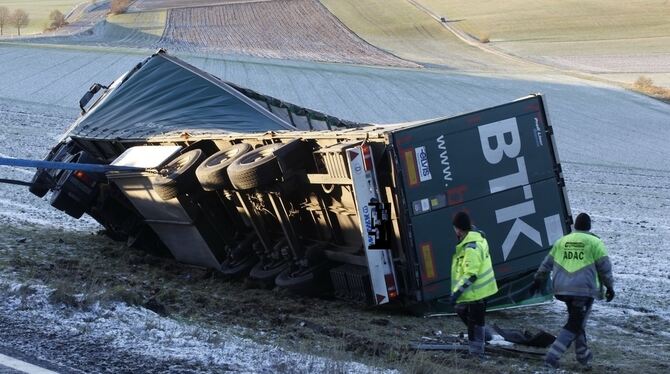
top-left (412, 343), bottom-right (468, 351)
top-left (0, 157), bottom-right (146, 173)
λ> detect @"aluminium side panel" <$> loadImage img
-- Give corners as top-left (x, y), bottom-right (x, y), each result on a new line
top-left (346, 145), bottom-right (398, 305)
top-left (390, 95), bottom-right (571, 301)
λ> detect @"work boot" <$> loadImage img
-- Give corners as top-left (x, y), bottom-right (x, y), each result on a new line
top-left (544, 328), bottom-right (576, 369)
top-left (574, 332), bottom-right (593, 370)
top-left (467, 325), bottom-right (486, 358)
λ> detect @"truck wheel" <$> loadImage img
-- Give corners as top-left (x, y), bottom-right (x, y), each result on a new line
top-left (275, 262), bottom-right (331, 294)
top-left (249, 259), bottom-right (290, 282)
top-left (48, 151), bottom-right (99, 219)
top-left (195, 143), bottom-right (252, 191)
top-left (227, 143), bottom-right (285, 190)
top-left (275, 266), bottom-right (315, 289)
top-left (153, 149), bottom-right (205, 200)
top-left (220, 253), bottom-right (258, 278)
top-left (29, 142), bottom-right (73, 197)
top-left (29, 171), bottom-right (52, 198)
top-left (50, 182), bottom-right (86, 219)
top-left (220, 235), bottom-right (257, 277)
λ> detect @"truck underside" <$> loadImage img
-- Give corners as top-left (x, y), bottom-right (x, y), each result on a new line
top-left (30, 51), bottom-right (571, 313)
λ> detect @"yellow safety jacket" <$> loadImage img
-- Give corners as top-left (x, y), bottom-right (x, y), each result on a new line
top-left (536, 231), bottom-right (614, 299)
top-left (451, 230), bottom-right (498, 303)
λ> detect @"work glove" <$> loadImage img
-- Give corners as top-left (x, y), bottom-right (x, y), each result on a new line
top-left (605, 287), bottom-right (615, 302)
top-left (528, 278), bottom-right (542, 295)
top-left (449, 291), bottom-right (461, 306)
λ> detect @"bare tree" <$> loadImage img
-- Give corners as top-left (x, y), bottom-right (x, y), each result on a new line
top-left (48, 9), bottom-right (67, 30)
top-left (0, 7), bottom-right (9, 36)
top-left (10, 9), bottom-right (29, 36)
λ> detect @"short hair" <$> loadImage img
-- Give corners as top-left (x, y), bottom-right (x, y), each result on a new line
top-left (452, 211), bottom-right (471, 231)
top-left (574, 213), bottom-right (591, 231)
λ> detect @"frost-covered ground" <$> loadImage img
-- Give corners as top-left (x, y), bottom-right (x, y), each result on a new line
top-left (0, 100), bottom-right (98, 232)
top-left (0, 281), bottom-right (389, 373)
top-left (0, 45), bottom-right (669, 372)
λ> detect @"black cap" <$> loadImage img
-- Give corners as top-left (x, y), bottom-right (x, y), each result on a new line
top-left (452, 211), bottom-right (472, 231)
top-left (574, 213), bottom-right (591, 231)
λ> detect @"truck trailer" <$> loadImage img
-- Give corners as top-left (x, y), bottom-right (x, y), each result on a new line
top-left (28, 50), bottom-right (571, 314)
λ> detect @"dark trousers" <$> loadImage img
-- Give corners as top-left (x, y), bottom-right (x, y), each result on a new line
top-left (546, 296), bottom-right (594, 365)
top-left (455, 300), bottom-right (486, 343)
top-left (557, 295), bottom-right (593, 334)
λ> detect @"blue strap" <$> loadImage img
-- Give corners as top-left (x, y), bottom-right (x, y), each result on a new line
top-left (0, 157), bottom-right (146, 173)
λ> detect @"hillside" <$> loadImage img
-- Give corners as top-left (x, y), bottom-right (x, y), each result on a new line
top-left (320, 0), bottom-right (544, 73)
top-left (413, 0), bottom-right (670, 88)
top-left (156, 0), bottom-right (416, 66)
top-left (3, 0), bottom-right (416, 67)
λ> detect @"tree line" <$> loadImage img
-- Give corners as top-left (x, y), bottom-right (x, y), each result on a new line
top-left (0, 7), bottom-right (69, 36)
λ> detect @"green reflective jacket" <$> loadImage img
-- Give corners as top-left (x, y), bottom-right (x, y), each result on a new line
top-left (536, 231), bottom-right (614, 299)
top-left (451, 230), bottom-right (498, 303)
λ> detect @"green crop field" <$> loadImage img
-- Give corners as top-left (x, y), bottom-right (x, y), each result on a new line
top-left (320, 0), bottom-right (539, 72)
top-left (412, 0), bottom-right (670, 89)
top-left (0, 0), bottom-right (82, 35)
top-left (415, 0), bottom-right (670, 55)
top-left (107, 10), bottom-right (166, 37)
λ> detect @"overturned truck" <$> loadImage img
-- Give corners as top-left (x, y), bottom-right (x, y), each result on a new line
top-left (30, 51), bottom-right (571, 314)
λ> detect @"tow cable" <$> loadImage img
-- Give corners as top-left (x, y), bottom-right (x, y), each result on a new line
top-left (0, 157), bottom-right (149, 187)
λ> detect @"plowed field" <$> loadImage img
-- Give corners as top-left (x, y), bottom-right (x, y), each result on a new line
top-left (129, 0), bottom-right (273, 12)
top-left (158, 0), bottom-right (416, 66)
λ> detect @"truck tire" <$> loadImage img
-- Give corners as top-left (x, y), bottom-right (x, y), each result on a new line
top-left (276, 264), bottom-right (333, 296)
top-left (249, 259), bottom-right (290, 282)
top-left (29, 142), bottom-right (73, 198)
top-left (275, 266), bottom-right (316, 289)
top-left (50, 182), bottom-right (86, 219)
top-left (276, 243), bottom-right (330, 292)
top-left (153, 149), bottom-right (205, 200)
top-left (29, 171), bottom-right (52, 198)
top-left (195, 143), bottom-right (252, 191)
top-left (220, 254), bottom-right (258, 278)
top-left (49, 151), bottom-right (100, 219)
top-left (227, 143), bottom-right (285, 190)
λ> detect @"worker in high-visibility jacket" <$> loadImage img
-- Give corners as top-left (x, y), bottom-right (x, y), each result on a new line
top-left (530, 213), bottom-right (615, 369)
top-left (449, 211), bottom-right (498, 357)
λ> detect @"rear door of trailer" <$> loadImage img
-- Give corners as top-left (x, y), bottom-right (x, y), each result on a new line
top-left (390, 95), bottom-right (571, 302)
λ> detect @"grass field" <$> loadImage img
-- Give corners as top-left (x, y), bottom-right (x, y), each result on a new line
top-left (0, 1), bottom-right (81, 35)
top-left (107, 10), bottom-right (166, 37)
top-left (320, 0), bottom-right (541, 72)
top-left (411, 0), bottom-right (670, 89)
top-left (416, 0), bottom-right (670, 49)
